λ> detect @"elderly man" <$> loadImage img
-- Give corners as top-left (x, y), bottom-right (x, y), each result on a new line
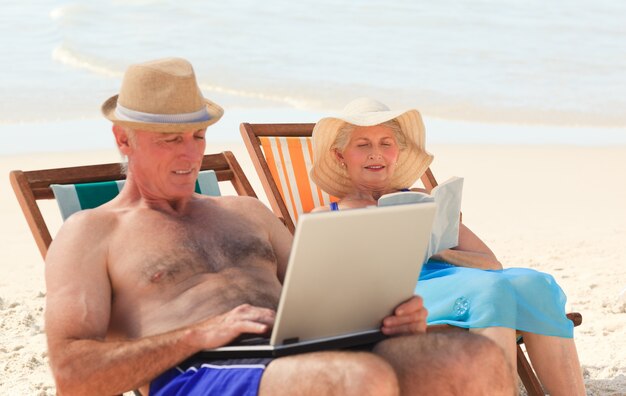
top-left (44, 57), bottom-right (515, 396)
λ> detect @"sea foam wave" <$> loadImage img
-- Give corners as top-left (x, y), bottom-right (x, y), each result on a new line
top-left (46, 44), bottom-right (626, 129)
top-left (33, 0), bottom-right (626, 130)
top-left (52, 45), bottom-right (123, 79)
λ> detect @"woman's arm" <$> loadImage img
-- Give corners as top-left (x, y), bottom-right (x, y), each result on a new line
top-left (430, 223), bottom-right (503, 270)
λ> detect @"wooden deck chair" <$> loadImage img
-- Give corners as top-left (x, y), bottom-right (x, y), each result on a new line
top-left (240, 122), bottom-right (583, 396)
top-left (240, 123), bottom-right (438, 234)
top-left (10, 151), bottom-right (256, 260)
top-left (9, 151), bottom-right (256, 396)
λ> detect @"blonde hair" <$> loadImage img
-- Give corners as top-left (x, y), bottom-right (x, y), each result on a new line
top-left (331, 119), bottom-right (407, 153)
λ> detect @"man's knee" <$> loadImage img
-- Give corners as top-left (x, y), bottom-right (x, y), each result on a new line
top-left (374, 334), bottom-right (458, 393)
top-left (260, 351), bottom-right (399, 396)
top-left (431, 332), bottom-right (516, 396)
top-left (346, 352), bottom-right (400, 396)
top-left (455, 332), bottom-right (517, 395)
top-left (373, 333), bottom-right (516, 396)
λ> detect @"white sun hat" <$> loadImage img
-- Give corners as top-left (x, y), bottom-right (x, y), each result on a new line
top-left (310, 97), bottom-right (434, 198)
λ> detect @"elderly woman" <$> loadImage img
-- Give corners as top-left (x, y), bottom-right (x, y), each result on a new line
top-left (310, 98), bottom-right (585, 396)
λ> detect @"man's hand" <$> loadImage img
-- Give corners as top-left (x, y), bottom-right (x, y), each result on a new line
top-left (185, 304), bottom-right (276, 350)
top-left (381, 295), bottom-right (428, 336)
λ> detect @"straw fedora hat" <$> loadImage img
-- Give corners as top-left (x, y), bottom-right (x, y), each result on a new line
top-left (310, 98), bottom-right (434, 198)
top-left (102, 57), bottom-right (223, 132)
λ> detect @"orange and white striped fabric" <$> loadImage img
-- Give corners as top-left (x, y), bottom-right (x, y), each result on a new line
top-left (259, 136), bottom-right (338, 224)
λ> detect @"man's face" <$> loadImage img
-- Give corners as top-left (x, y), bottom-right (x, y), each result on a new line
top-left (128, 128), bottom-right (207, 200)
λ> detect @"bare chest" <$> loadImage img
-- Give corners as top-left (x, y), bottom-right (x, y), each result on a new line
top-left (108, 212), bottom-right (277, 288)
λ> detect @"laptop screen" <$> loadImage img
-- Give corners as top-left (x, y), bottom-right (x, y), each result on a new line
top-left (271, 202), bottom-right (436, 345)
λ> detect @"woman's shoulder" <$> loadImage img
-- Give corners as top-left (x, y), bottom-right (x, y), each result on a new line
top-left (311, 205), bottom-right (331, 213)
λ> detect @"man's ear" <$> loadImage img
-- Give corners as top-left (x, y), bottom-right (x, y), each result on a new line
top-left (112, 125), bottom-right (133, 155)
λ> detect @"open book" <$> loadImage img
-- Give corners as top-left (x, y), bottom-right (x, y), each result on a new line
top-left (378, 176), bottom-right (464, 263)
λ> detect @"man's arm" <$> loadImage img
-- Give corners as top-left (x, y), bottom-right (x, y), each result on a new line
top-left (243, 197), bottom-right (293, 283)
top-left (45, 211), bottom-right (274, 395)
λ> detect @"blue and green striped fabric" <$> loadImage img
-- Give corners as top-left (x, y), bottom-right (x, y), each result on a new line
top-left (51, 170), bottom-right (221, 221)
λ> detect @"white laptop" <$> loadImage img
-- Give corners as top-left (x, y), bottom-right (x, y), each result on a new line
top-left (200, 202), bottom-right (436, 358)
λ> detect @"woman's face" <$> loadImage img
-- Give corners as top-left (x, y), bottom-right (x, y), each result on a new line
top-left (336, 124), bottom-right (400, 193)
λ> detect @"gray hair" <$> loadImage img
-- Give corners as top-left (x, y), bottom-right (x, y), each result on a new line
top-left (117, 127), bottom-right (137, 175)
top-left (331, 119), bottom-right (407, 153)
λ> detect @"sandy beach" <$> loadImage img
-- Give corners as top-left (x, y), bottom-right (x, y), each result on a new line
top-left (2, 0), bottom-right (625, 393)
top-left (1, 140), bottom-right (625, 395)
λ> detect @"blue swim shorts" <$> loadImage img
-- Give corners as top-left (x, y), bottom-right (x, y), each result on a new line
top-left (149, 356), bottom-right (273, 396)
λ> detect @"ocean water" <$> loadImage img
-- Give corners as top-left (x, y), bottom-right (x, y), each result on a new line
top-left (1, 0), bottom-right (625, 152)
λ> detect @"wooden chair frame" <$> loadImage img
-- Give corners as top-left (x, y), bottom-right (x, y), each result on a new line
top-left (10, 151), bottom-right (256, 260)
top-left (240, 122), bottom-right (582, 396)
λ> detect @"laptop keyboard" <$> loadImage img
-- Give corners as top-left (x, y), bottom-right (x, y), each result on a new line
top-left (230, 335), bottom-right (271, 346)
